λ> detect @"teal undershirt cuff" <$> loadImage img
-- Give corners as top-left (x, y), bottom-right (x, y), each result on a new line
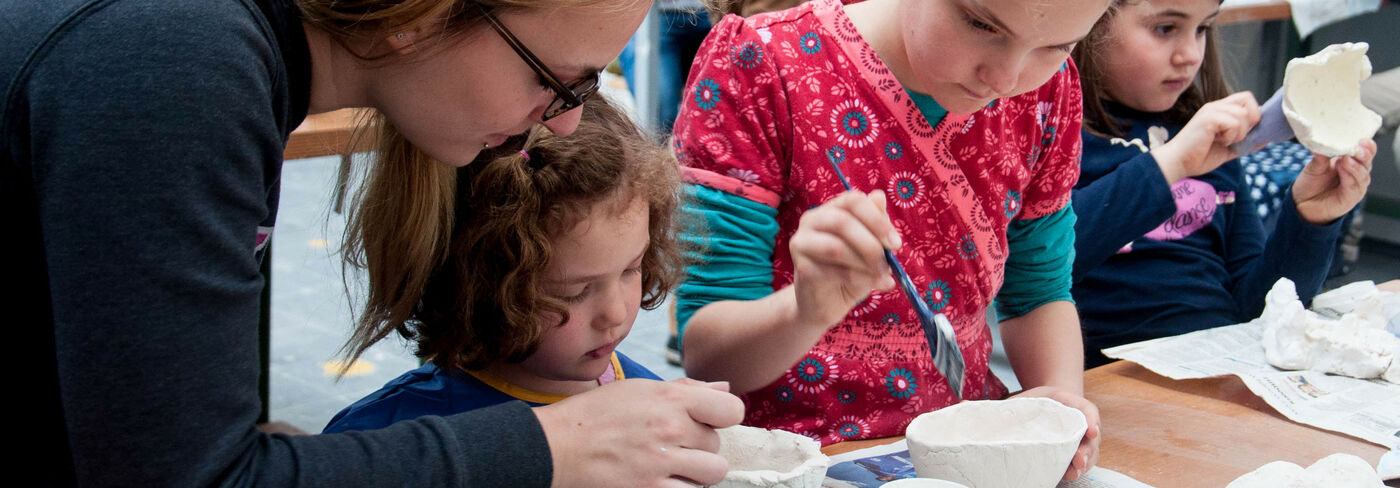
top-left (908, 88), bottom-right (1072, 320)
top-left (675, 89), bottom-right (1072, 335)
top-left (995, 205), bottom-right (1077, 320)
top-left (674, 184), bottom-right (780, 344)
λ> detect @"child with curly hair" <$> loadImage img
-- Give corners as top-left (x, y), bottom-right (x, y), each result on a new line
top-left (325, 97), bottom-right (686, 432)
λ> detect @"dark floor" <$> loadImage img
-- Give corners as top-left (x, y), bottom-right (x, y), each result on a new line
top-left (1327, 238), bottom-right (1400, 290)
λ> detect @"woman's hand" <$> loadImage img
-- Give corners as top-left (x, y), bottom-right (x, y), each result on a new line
top-left (1293, 139), bottom-right (1376, 225)
top-left (535, 378), bottom-right (744, 488)
top-left (1152, 92), bottom-right (1261, 185)
top-left (1013, 385), bottom-right (1102, 482)
top-left (788, 190), bottom-right (899, 330)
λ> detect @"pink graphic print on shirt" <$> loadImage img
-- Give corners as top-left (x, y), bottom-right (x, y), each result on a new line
top-left (1144, 178), bottom-right (1216, 241)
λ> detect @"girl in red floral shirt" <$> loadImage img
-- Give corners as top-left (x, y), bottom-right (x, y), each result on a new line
top-left (673, 0), bottom-right (1108, 481)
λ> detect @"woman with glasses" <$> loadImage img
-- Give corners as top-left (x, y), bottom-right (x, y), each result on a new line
top-left (3, 0), bottom-right (741, 486)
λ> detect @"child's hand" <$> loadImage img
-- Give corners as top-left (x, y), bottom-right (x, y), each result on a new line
top-left (1014, 386), bottom-right (1102, 482)
top-left (534, 378), bottom-right (744, 488)
top-left (1293, 139), bottom-right (1376, 225)
top-left (1152, 92), bottom-right (1261, 184)
top-left (788, 190), bottom-right (899, 330)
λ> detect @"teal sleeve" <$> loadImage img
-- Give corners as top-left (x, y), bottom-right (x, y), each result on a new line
top-left (994, 205), bottom-right (1077, 320)
top-left (675, 184), bottom-right (781, 343)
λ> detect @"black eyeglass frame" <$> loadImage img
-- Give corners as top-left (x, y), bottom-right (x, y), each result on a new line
top-left (477, 7), bottom-right (601, 121)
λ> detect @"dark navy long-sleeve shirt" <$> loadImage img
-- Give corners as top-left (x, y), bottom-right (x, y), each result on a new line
top-left (3, 0), bottom-right (551, 485)
top-left (1071, 114), bottom-right (1343, 368)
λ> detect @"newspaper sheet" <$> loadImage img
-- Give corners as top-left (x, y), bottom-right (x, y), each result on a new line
top-left (1102, 320), bottom-right (1400, 450)
top-left (821, 439), bottom-right (1154, 488)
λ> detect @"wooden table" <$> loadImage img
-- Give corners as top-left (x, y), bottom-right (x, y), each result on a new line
top-left (1085, 361), bottom-right (1389, 487)
top-left (1219, 0), bottom-right (1395, 25)
top-left (283, 109), bottom-right (370, 212)
top-left (1219, 1), bottom-right (1292, 25)
top-left (284, 109), bottom-right (363, 161)
top-left (823, 361), bottom-right (1392, 487)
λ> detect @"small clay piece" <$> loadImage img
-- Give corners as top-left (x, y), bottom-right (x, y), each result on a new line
top-left (709, 425), bottom-right (829, 488)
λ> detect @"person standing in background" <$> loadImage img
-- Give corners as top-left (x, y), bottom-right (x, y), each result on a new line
top-left (619, 0), bottom-right (713, 135)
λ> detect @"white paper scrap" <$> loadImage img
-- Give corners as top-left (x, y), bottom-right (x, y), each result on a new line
top-left (1103, 320), bottom-right (1400, 449)
top-left (1286, 0), bottom-right (1382, 38)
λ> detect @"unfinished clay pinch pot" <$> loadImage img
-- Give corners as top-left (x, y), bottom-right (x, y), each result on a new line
top-left (1282, 42), bottom-right (1383, 157)
top-left (1226, 453), bottom-right (1385, 488)
top-left (880, 478), bottom-right (969, 488)
top-left (708, 425), bottom-right (829, 488)
top-left (905, 397), bottom-right (1087, 488)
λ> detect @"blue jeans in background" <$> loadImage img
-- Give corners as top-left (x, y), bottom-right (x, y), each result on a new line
top-left (619, 9), bottom-right (713, 136)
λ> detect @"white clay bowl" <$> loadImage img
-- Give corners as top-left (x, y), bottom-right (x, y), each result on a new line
top-left (905, 397), bottom-right (1087, 488)
top-left (1281, 42), bottom-right (1382, 157)
top-left (880, 478), bottom-right (969, 488)
top-left (708, 425), bottom-right (829, 488)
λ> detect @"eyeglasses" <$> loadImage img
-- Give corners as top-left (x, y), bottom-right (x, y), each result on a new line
top-left (477, 7), bottom-right (601, 121)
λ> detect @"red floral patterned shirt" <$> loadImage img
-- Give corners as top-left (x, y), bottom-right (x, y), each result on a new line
top-left (673, 0), bottom-right (1083, 445)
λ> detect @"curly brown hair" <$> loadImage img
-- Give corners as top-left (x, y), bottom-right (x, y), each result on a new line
top-left (1072, 0), bottom-right (1231, 138)
top-left (342, 96), bottom-right (685, 371)
top-left (332, 0), bottom-right (655, 376)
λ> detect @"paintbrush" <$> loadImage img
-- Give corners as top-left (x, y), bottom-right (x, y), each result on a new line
top-left (826, 159), bottom-right (966, 398)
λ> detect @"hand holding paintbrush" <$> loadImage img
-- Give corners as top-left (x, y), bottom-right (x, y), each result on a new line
top-left (679, 184), bottom-right (912, 395)
top-left (787, 190), bottom-right (901, 331)
top-left (823, 160), bottom-right (968, 398)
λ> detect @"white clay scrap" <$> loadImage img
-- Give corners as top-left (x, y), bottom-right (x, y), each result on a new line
top-left (1260, 278), bottom-right (1400, 384)
top-left (1225, 461), bottom-right (1308, 488)
top-left (1309, 280), bottom-right (1379, 316)
top-left (1226, 453), bottom-right (1384, 488)
top-left (1303, 453), bottom-right (1387, 487)
top-left (1282, 42), bottom-right (1383, 157)
top-left (905, 397), bottom-right (1086, 488)
top-left (709, 425), bottom-right (829, 488)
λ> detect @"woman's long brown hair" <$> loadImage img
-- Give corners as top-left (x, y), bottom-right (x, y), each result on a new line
top-left (341, 96), bottom-right (685, 371)
top-left (294, 0), bottom-right (634, 370)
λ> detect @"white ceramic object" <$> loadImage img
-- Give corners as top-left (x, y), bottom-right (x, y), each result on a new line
top-left (1282, 42), bottom-right (1383, 157)
top-left (708, 425), bottom-right (829, 488)
top-left (1226, 453), bottom-right (1385, 488)
top-left (1225, 461), bottom-right (1308, 488)
top-left (880, 478), bottom-right (968, 488)
top-left (1309, 280), bottom-right (1379, 316)
top-left (1260, 278), bottom-right (1400, 384)
top-left (1303, 453), bottom-right (1386, 487)
top-left (905, 397), bottom-right (1086, 488)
